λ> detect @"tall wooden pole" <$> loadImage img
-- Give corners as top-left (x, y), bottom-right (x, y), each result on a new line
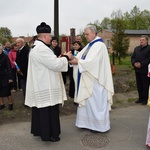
top-left (54, 0), bottom-right (59, 40)
top-left (70, 28), bottom-right (75, 43)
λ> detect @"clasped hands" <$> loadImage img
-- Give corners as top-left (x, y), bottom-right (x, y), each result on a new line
top-left (63, 51), bottom-right (78, 65)
top-left (134, 62), bottom-right (141, 68)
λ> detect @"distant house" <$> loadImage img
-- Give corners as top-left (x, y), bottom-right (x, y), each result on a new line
top-left (98, 29), bottom-right (150, 53)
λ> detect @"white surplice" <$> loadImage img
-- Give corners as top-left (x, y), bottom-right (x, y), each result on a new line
top-left (146, 87), bottom-right (150, 147)
top-left (146, 113), bottom-right (150, 147)
top-left (73, 37), bottom-right (114, 132)
top-left (25, 40), bottom-right (68, 108)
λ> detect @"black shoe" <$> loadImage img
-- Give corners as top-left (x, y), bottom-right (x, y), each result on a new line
top-left (49, 137), bottom-right (60, 142)
top-left (141, 102), bottom-right (147, 105)
top-left (74, 102), bottom-right (78, 106)
top-left (135, 100), bottom-right (142, 103)
top-left (8, 104), bottom-right (13, 110)
top-left (0, 104), bottom-right (5, 110)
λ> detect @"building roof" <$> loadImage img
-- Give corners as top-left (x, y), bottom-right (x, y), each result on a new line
top-left (125, 30), bottom-right (150, 35)
top-left (102, 29), bottom-right (150, 35)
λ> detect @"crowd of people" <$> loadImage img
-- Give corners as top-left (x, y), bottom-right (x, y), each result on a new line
top-left (0, 22), bottom-right (115, 143)
top-left (0, 37), bottom-right (31, 110)
top-left (2, 21), bottom-right (150, 148)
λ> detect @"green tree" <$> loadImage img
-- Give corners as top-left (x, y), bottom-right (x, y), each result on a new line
top-left (123, 6), bottom-right (150, 30)
top-left (0, 27), bottom-right (13, 44)
top-left (140, 10), bottom-right (150, 29)
top-left (111, 10), bottom-right (129, 64)
top-left (100, 17), bottom-right (111, 29)
top-left (129, 6), bottom-right (141, 29)
top-left (123, 12), bottom-right (132, 29)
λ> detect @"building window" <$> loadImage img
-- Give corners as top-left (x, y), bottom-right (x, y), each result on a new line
top-left (106, 39), bottom-right (110, 48)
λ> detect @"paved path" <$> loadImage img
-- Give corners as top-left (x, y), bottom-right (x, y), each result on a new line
top-left (0, 105), bottom-right (150, 150)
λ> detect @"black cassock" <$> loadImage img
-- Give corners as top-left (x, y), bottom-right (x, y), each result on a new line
top-left (31, 104), bottom-right (60, 141)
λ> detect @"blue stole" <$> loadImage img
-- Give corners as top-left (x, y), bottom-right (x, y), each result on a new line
top-left (76, 38), bottom-right (103, 96)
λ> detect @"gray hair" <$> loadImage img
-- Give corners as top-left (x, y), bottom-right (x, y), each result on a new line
top-left (84, 25), bottom-right (97, 34)
top-left (16, 38), bottom-right (25, 43)
top-left (141, 35), bottom-right (148, 41)
top-left (141, 35), bottom-right (149, 44)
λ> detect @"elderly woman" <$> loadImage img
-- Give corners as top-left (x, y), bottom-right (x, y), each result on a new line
top-left (0, 44), bottom-right (13, 110)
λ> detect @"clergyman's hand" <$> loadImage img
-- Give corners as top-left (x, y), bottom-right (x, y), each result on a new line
top-left (64, 51), bottom-right (73, 60)
top-left (69, 57), bottom-right (78, 65)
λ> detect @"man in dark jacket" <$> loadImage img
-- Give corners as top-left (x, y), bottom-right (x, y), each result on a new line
top-left (131, 35), bottom-right (150, 105)
top-left (16, 38), bottom-right (30, 99)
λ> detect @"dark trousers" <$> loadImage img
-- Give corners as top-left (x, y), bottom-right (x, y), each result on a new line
top-left (11, 68), bottom-right (17, 90)
top-left (69, 77), bottom-right (75, 98)
top-left (17, 75), bottom-right (21, 89)
top-left (62, 72), bottom-right (67, 84)
top-left (20, 79), bottom-right (26, 99)
top-left (135, 72), bottom-right (150, 103)
top-left (69, 67), bottom-right (75, 98)
top-left (31, 105), bottom-right (60, 141)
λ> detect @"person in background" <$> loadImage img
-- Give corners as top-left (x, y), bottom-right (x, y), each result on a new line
top-left (8, 43), bottom-right (18, 92)
top-left (75, 35), bottom-right (82, 42)
top-left (0, 44), bottom-right (13, 110)
top-left (69, 25), bottom-right (114, 133)
top-left (3, 41), bottom-right (11, 55)
top-left (69, 41), bottom-right (82, 98)
top-left (29, 35), bottom-right (37, 50)
top-left (50, 36), bottom-right (67, 84)
top-left (75, 35), bottom-right (84, 49)
top-left (25, 22), bottom-right (73, 142)
top-left (131, 35), bottom-right (150, 105)
top-left (15, 38), bottom-right (30, 99)
top-left (50, 36), bottom-right (61, 57)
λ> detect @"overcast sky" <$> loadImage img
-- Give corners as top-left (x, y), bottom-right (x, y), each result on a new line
top-left (0, 0), bottom-right (149, 37)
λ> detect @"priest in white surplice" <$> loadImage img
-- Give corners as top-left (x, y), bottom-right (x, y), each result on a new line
top-left (69, 25), bottom-right (114, 133)
top-left (25, 22), bottom-right (73, 142)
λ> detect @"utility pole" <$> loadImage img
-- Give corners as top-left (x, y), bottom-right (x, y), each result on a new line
top-left (70, 28), bottom-right (75, 43)
top-left (54, 0), bottom-right (59, 40)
